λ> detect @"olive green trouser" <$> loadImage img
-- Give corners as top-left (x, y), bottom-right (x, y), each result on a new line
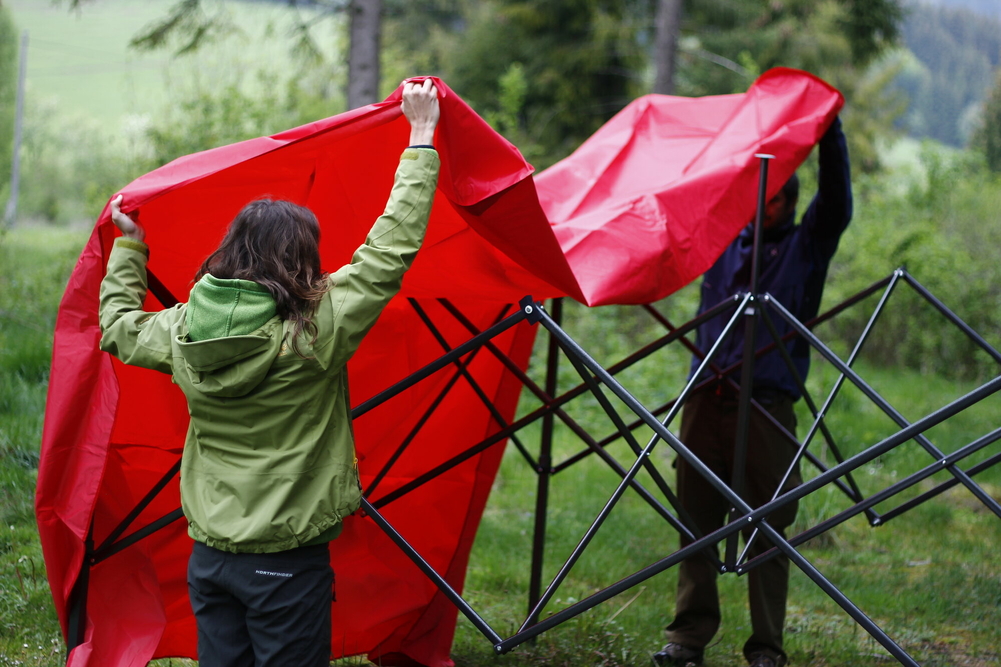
top-left (665, 387), bottom-right (801, 666)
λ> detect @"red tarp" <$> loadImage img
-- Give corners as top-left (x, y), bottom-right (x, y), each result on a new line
top-left (37, 68), bottom-right (841, 667)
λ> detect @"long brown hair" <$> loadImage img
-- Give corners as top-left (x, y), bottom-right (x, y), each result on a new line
top-left (196, 199), bottom-right (329, 354)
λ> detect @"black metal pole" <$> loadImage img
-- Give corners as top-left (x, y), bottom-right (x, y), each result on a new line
top-left (65, 526), bottom-right (94, 660)
top-left (554, 384), bottom-right (862, 505)
top-left (777, 270), bottom-right (904, 516)
top-left (726, 153), bottom-right (772, 567)
top-left (533, 296), bottom-right (754, 513)
top-left (901, 270), bottom-right (1001, 364)
top-left (94, 459), bottom-right (182, 554)
top-left (365, 303), bottom-right (521, 496)
top-left (738, 292), bottom-right (894, 563)
top-left (707, 273), bottom-right (895, 393)
top-left (436, 298), bottom-right (707, 539)
top-left (727, 305), bottom-right (758, 569)
top-left (497, 336), bottom-right (1001, 658)
top-left (439, 295), bottom-right (740, 471)
top-left (92, 508), bottom-right (185, 563)
top-left (520, 297), bottom-right (753, 627)
top-left (755, 519), bottom-right (919, 666)
top-left (351, 303), bottom-right (529, 418)
top-left (750, 154), bottom-right (772, 293)
top-left (740, 374), bottom-right (1001, 525)
top-left (528, 297), bottom-right (561, 628)
top-left (407, 299), bottom-right (538, 468)
top-left (524, 304), bottom-right (1001, 657)
top-left (877, 450), bottom-right (1001, 525)
top-left (559, 335), bottom-right (710, 547)
top-left (740, 426), bottom-right (1001, 574)
top-left (146, 269), bottom-right (179, 308)
top-left (365, 308), bottom-right (692, 521)
top-left (642, 298), bottom-right (867, 507)
top-left (360, 499), bottom-right (504, 645)
top-left (368, 391), bottom-right (696, 512)
top-left (765, 295), bottom-right (1001, 520)
top-left (365, 352), bottom-right (481, 496)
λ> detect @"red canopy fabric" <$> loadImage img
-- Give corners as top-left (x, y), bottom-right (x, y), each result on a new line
top-left (37, 69), bottom-right (841, 667)
top-left (537, 67), bottom-right (843, 305)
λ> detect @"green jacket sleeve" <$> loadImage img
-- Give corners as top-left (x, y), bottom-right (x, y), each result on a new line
top-left (317, 148), bottom-right (440, 369)
top-left (98, 239), bottom-right (179, 374)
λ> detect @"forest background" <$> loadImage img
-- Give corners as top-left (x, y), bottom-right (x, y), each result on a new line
top-left (1, 0), bottom-right (1001, 665)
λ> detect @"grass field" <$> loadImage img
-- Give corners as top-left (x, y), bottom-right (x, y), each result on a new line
top-left (1, 226), bottom-right (1000, 666)
top-left (0, 226), bottom-right (87, 667)
top-left (6, 0), bottom-right (342, 131)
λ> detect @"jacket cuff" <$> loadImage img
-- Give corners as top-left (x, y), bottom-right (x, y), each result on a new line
top-left (114, 237), bottom-right (149, 256)
top-left (401, 147), bottom-right (438, 161)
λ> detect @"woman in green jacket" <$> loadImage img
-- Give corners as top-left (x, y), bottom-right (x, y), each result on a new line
top-left (99, 79), bottom-right (440, 667)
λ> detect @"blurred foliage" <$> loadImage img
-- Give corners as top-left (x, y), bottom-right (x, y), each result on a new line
top-left (674, 0), bottom-right (903, 174)
top-left (0, 6), bottom-right (17, 196)
top-left (13, 67), bottom-right (343, 223)
top-left (971, 68), bottom-right (1001, 172)
top-left (893, 2), bottom-right (1001, 147)
top-left (388, 0), bottom-right (650, 166)
top-left (56, 0), bottom-right (909, 172)
top-left (826, 147), bottom-right (1001, 380)
top-left (383, 0), bottom-right (904, 169)
top-left (441, 0), bottom-right (648, 165)
top-left (128, 0), bottom-right (243, 55)
top-left (145, 70), bottom-right (342, 166)
top-left (679, 0), bottom-right (900, 98)
top-left (14, 99), bottom-right (148, 224)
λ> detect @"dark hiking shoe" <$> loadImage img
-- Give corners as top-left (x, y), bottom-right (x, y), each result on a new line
top-left (652, 642), bottom-right (704, 667)
top-left (748, 654), bottom-right (779, 667)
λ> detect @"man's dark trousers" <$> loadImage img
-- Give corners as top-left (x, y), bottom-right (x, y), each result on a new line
top-left (665, 385), bottom-right (801, 665)
top-left (188, 541), bottom-right (334, 667)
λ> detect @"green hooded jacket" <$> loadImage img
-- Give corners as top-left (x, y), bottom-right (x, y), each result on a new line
top-left (99, 148), bottom-right (439, 553)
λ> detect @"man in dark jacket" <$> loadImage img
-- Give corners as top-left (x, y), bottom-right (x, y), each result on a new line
top-left (655, 117), bottom-right (852, 667)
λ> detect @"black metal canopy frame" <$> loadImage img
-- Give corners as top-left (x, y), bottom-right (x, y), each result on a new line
top-left (64, 159), bottom-right (1001, 665)
top-left (358, 287), bottom-right (1001, 666)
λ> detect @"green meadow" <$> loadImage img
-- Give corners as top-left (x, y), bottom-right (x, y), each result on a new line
top-left (6, 0), bottom-right (342, 128)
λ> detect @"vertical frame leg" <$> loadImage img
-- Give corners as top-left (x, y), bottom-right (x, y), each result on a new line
top-left (528, 297), bottom-right (562, 627)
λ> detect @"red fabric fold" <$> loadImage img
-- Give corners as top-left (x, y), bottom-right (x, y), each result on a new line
top-left (537, 67), bottom-right (843, 305)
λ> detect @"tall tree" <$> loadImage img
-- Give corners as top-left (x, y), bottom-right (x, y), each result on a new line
top-left (652, 0), bottom-right (682, 94)
top-left (347, 0), bottom-right (382, 108)
top-left (444, 0), bottom-right (647, 163)
top-left (973, 68), bottom-right (1001, 172)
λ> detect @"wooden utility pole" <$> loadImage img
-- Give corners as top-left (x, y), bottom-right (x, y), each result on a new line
top-left (653, 0), bottom-right (682, 95)
top-left (347, 0), bottom-right (381, 110)
top-left (4, 30), bottom-right (26, 227)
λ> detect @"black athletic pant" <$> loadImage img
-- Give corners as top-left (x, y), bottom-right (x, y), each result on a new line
top-left (188, 541), bottom-right (333, 667)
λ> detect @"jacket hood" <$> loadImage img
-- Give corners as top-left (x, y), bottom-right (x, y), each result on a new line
top-left (175, 318), bottom-right (283, 397)
top-left (187, 274), bottom-right (277, 341)
top-left (178, 276), bottom-right (283, 398)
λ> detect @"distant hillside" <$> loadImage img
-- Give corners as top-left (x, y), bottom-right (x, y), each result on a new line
top-left (921, 0), bottom-right (1001, 19)
top-left (895, 1), bottom-right (1001, 146)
